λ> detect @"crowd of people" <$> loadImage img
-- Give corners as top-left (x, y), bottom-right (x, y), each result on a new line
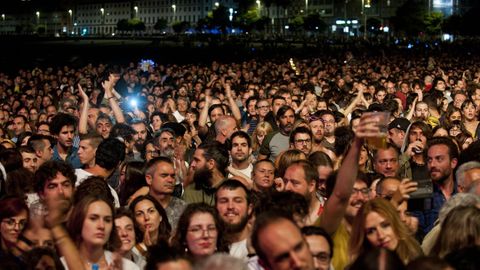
top-left (0, 45), bottom-right (480, 270)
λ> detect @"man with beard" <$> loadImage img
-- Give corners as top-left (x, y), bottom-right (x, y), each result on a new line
top-left (50, 113), bottom-right (82, 168)
top-left (309, 113), bottom-right (325, 152)
top-left (131, 120), bottom-right (149, 159)
top-left (33, 160), bottom-right (77, 210)
top-left (227, 131), bottom-right (253, 185)
top-left (258, 105), bottom-right (295, 162)
top-left (183, 141), bottom-right (229, 206)
top-left (146, 157), bottom-right (186, 229)
top-left (290, 126), bottom-right (313, 155)
top-left (318, 110), bottom-right (336, 152)
top-left (282, 160), bottom-right (323, 226)
top-left (415, 136), bottom-right (458, 236)
top-left (215, 180), bottom-right (253, 259)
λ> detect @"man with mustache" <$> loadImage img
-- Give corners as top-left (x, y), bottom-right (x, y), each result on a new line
top-left (50, 113), bottom-right (82, 169)
top-left (215, 180), bottom-right (253, 259)
top-left (131, 120), bottom-right (149, 159)
top-left (318, 110), bottom-right (336, 152)
top-left (258, 105), bottom-right (295, 162)
top-left (183, 140), bottom-right (229, 206)
top-left (145, 157), bottom-right (186, 229)
top-left (415, 136), bottom-right (458, 236)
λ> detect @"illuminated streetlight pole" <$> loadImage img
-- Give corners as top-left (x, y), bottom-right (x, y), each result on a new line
top-left (68, 9), bottom-right (72, 33)
top-left (215, 2), bottom-right (219, 8)
top-left (305, 0), bottom-right (308, 14)
top-left (172, 4), bottom-right (176, 22)
top-left (36, 11), bottom-right (40, 25)
top-left (100, 8), bottom-right (104, 35)
top-left (134, 6), bottom-right (138, 18)
top-left (256, 0), bottom-right (261, 16)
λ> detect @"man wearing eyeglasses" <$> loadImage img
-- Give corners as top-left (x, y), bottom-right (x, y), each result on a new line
top-left (290, 126), bottom-right (313, 155)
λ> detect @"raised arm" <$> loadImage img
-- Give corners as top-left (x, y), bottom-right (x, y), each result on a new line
top-left (102, 75), bottom-right (125, 124)
top-left (319, 113), bottom-right (379, 234)
top-left (198, 95), bottom-right (211, 135)
top-left (45, 197), bottom-right (86, 270)
top-left (78, 84), bottom-right (90, 135)
top-left (225, 83), bottom-right (242, 123)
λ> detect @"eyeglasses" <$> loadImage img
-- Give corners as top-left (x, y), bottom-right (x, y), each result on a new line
top-left (294, 138), bottom-right (312, 144)
top-left (256, 105), bottom-right (269, 110)
top-left (2, 218), bottom-right (27, 230)
top-left (352, 188), bottom-right (370, 196)
top-left (312, 252), bottom-right (331, 263)
top-left (146, 150), bottom-right (160, 156)
top-left (187, 226), bottom-right (217, 237)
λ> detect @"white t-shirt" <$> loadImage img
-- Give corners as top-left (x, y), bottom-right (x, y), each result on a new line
top-left (75, 169), bottom-right (120, 208)
top-left (229, 238), bottom-right (249, 260)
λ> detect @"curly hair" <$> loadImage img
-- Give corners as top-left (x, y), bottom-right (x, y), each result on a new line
top-left (34, 160), bottom-right (76, 194)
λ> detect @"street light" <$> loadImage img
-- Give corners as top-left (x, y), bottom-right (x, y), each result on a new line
top-left (100, 8), bottom-right (104, 36)
top-left (68, 9), bottom-right (73, 33)
top-left (362, 0), bottom-right (370, 39)
top-left (134, 6), bottom-right (138, 18)
top-left (1, 14), bottom-right (5, 21)
top-left (172, 4), bottom-right (176, 22)
top-left (215, 2), bottom-right (219, 8)
top-left (36, 11), bottom-right (40, 24)
top-left (305, 0), bottom-right (308, 14)
top-left (256, 0), bottom-right (261, 16)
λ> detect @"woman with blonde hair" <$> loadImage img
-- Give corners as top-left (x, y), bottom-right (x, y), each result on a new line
top-left (274, 149), bottom-right (307, 178)
top-left (350, 198), bottom-right (422, 264)
top-left (251, 122), bottom-right (273, 158)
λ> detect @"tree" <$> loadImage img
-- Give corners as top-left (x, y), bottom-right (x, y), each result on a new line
top-left (129, 18), bottom-right (145, 31)
top-left (154, 18), bottom-right (168, 32)
top-left (236, 9), bottom-right (259, 32)
top-left (254, 16), bottom-right (271, 32)
top-left (288, 15), bottom-right (303, 33)
top-left (391, 0), bottom-right (426, 36)
top-left (196, 18), bottom-right (210, 33)
top-left (424, 12), bottom-right (443, 36)
top-left (211, 4), bottom-right (230, 34)
top-left (172, 21), bottom-right (190, 34)
top-left (303, 13), bottom-right (327, 33)
top-left (117, 19), bottom-right (130, 32)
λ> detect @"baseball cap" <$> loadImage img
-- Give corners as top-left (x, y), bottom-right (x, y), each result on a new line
top-left (388, 118), bottom-right (410, 132)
